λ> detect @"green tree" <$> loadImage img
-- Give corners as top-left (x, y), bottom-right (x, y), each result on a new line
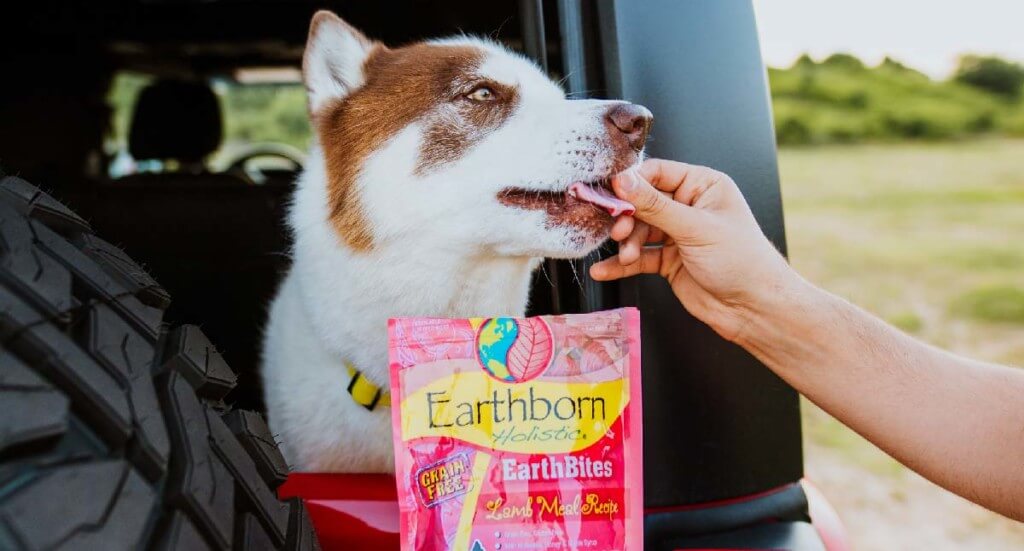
top-left (793, 54), bottom-right (816, 69)
top-left (822, 53), bottom-right (865, 71)
top-left (954, 55), bottom-right (1024, 99)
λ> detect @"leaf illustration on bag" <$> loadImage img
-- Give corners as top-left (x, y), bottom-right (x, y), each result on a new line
top-left (505, 317), bottom-right (553, 381)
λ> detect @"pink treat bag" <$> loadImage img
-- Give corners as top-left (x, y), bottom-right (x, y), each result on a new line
top-left (388, 308), bottom-right (643, 550)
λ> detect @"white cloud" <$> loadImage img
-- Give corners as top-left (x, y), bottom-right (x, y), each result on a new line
top-left (753, 0), bottom-right (1024, 78)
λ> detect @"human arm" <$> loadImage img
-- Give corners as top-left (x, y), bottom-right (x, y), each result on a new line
top-left (593, 159), bottom-right (1024, 520)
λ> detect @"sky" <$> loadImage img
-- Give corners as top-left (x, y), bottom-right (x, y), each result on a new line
top-left (752, 0), bottom-right (1024, 78)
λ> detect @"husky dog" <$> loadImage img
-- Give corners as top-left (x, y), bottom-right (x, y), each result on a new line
top-left (262, 11), bottom-right (652, 472)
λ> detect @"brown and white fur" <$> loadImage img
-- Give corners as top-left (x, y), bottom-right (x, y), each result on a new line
top-left (262, 11), bottom-right (652, 472)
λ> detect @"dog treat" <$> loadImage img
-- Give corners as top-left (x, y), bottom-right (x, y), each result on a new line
top-left (388, 308), bottom-right (643, 550)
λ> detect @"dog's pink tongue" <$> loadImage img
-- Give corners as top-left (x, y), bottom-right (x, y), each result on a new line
top-left (568, 182), bottom-right (635, 216)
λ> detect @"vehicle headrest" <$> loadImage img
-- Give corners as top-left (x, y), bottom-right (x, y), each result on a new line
top-left (129, 80), bottom-right (223, 163)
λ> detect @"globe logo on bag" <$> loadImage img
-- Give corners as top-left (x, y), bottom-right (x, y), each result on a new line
top-left (476, 317), bottom-right (554, 382)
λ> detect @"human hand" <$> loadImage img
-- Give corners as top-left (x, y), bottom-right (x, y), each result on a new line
top-left (592, 159), bottom-right (804, 342)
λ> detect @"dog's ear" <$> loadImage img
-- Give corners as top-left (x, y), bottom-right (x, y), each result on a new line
top-left (302, 11), bottom-right (379, 114)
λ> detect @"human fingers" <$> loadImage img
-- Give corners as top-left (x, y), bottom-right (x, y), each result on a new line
top-left (618, 221), bottom-right (650, 265)
top-left (589, 249), bottom-right (663, 281)
top-left (610, 215), bottom-right (634, 242)
top-left (610, 171), bottom-right (707, 243)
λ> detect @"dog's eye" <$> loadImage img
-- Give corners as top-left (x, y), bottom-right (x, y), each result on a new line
top-left (465, 86), bottom-right (496, 102)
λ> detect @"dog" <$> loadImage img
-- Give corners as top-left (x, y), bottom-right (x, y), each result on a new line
top-left (262, 10), bottom-right (652, 473)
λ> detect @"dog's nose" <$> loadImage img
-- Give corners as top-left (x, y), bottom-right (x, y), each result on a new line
top-left (605, 103), bottom-right (653, 151)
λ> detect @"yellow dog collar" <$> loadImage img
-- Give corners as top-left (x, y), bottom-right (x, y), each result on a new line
top-left (346, 362), bottom-right (391, 410)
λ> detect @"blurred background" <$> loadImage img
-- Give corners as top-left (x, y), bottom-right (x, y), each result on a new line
top-left (753, 1), bottom-right (1024, 549)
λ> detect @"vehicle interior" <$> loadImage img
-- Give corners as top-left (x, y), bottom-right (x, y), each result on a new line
top-left (1, 0), bottom-right (572, 411)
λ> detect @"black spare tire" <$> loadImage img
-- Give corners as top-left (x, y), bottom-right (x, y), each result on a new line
top-left (0, 175), bottom-right (318, 550)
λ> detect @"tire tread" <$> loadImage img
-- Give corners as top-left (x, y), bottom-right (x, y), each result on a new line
top-left (0, 178), bottom-right (315, 550)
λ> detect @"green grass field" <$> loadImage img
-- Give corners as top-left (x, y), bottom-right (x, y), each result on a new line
top-left (781, 138), bottom-right (1024, 366)
top-left (779, 138), bottom-right (1024, 548)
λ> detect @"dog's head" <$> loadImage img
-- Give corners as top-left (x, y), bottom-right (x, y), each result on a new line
top-left (303, 11), bottom-right (652, 258)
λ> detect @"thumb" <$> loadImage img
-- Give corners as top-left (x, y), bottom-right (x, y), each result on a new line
top-left (613, 170), bottom-right (703, 241)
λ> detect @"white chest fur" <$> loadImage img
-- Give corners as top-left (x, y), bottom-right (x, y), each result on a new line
top-left (261, 153), bottom-right (539, 472)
